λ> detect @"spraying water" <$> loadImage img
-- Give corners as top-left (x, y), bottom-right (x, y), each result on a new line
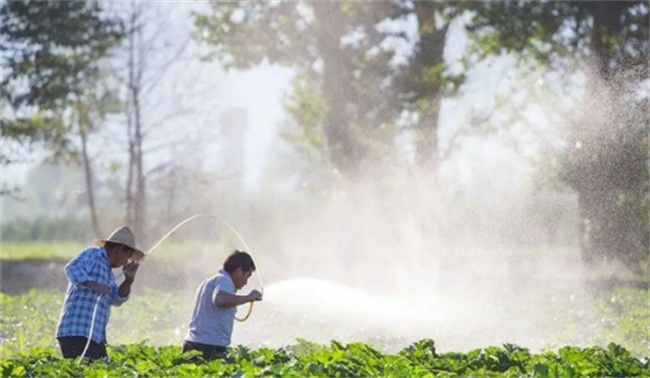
top-left (231, 277), bottom-right (443, 351)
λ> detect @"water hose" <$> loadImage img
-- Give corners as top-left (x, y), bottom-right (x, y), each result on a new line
top-left (78, 213), bottom-right (262, 362)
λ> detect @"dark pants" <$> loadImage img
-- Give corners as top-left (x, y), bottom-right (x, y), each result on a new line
top-left (58, 336), bottom-right (107, 361)
top-left (182, 340), bottom-right (227, 361)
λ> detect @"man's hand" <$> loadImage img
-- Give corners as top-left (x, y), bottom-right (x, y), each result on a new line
top-left (83, 282), bottom-right (111, 294)
top-left (122, 261), bottom-right (139, 280)
top-left (247, 289), bottom-right (263, 302)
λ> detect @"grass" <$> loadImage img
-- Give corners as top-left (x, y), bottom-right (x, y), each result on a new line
top-left (0, 242), bottom-right (84, 260)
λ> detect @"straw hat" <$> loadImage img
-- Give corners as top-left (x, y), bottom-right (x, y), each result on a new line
top-left (95, 226), bottom-right (145, 261)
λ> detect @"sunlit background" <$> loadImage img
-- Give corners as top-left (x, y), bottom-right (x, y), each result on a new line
top-left (1, 0), bottom-right (648, 359)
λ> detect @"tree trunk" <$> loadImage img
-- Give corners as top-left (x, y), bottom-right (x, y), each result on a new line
top-left (574, 1), bottom-right (647, 271)
top-left (125, 3), bottom-right (137, 227)
top-left (133, 80), bottom-right (146, 241)
top-left (313, 2), bottom-right (360, 179)
top-left (125, 0), bottom-right (146, 243)
top-left (413, 2), bottom-right (448, 180)
top-left (78, 105), bottom-right (102, 237)
top-left (578, 189), bottom-right (611, 266)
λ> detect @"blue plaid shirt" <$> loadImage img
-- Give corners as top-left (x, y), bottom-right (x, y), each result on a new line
top-left (56, 246), bottom-right (130, 343)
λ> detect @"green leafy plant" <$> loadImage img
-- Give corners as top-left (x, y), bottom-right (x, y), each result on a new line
top-left (0, 340), bottom-right (648, 378)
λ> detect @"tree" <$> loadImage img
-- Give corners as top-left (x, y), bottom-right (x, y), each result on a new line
top-left (195, 1), bottom-right (471, 189)
top-left (0, 0), bottom-right (122, 151)
top-left (463, 1), bottom-right (649, 270)
top-left (195, 1), bottom-right (412, 182)
top-left (396, 2), bottom-right (466, 178)
top-left (1, 0), bottom-right (123, 235)
top-left (71, 74), bottom-right (121, 236)
top-left (115, 0), bottom-right (208, 243)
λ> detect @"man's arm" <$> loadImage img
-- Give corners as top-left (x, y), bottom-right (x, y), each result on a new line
top-left (213, 291), bottom-right (257, 308)
top-left (112, 262), bottom-right (139, 306)
top-left (65, 249), bottom-right (110, 294)
top-left (118, 277), bottom-right (134, 298)
top-left (82, 281), bottom-right (111, 294)
top-left (109, 277), bottom-right (133, 306)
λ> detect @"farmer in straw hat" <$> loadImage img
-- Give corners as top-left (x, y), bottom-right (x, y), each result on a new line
top-left (56, 226), bottom-right (144, 360)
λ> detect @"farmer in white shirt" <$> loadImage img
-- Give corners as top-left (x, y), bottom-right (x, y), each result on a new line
top-left (183, 250), bottom-right (263, 360)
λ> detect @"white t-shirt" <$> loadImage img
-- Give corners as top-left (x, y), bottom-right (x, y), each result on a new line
top-left (185, 270), bottom-right (236, 347)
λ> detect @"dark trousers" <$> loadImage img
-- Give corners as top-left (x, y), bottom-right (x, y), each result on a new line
top-left (58, 336), bottom-right (107, 361)
top-left (182, 340), bottom-right (227, 361)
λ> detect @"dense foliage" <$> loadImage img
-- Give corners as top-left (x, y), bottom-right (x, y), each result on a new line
top-left (0, 0), bottom-right (122, 162)
top-left (464, 0), bottom-right (650, 269)
top-left (1, 339), bottom-right (649, 378)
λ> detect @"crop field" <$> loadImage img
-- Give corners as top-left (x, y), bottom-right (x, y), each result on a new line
top-left (0, 285), bottom-right (648, 377)
top-left (2, 339), bottom-right (648, 377)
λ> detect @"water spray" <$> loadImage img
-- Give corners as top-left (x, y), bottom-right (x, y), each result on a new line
top-left (78, 213), bottom-right (263, 362)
